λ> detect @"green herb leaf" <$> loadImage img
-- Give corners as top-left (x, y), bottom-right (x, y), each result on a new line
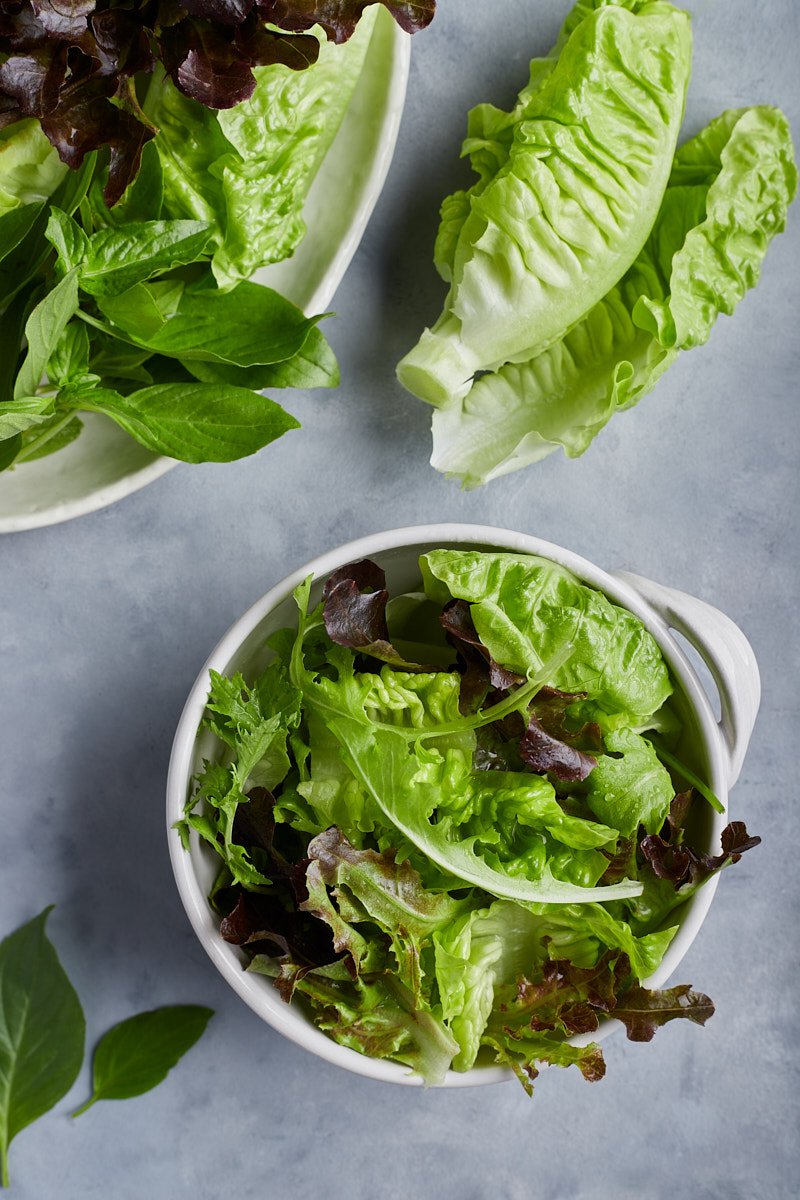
top-left (72, 1006), bottom-right (213, 1117)
top-left (80, 221), bottom-right (214, 297)
top-left (77, 381), bottom-right (300, 462)
top-left (0, 203), bottom-right (45, 266)
top-left (13, 268), bottom-right (80, 400)
top-left (0, 396), bottom-right (55, 438)
top-left (94, 283), bottom-right (172, 343)
top-left (0, 286), bottom-right (40, 406)
top-left (17, 414), bottom-right (83, 463)
top-left (46, 322), bottom-right (91, 387)
top-left (97, 279), bottom-right (319, 367)
top-left (182, 325), bottom-right (340, 390)
top-left (0, 434), bottom-right (21, 472)
top-left (45, 208), bottom-right (90, 274)
top-left (0, 909), bottom-right (85, 1188)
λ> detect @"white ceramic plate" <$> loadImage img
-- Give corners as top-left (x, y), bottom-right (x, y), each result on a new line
top-left (0, 11), bottom-right (410, 533)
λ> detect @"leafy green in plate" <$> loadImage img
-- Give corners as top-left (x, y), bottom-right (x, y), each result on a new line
top-left (0, 8), bottom-right (409, 532)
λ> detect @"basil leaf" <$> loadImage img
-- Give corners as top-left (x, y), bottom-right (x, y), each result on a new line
top-left (80, 221), bottom-right (214, 297)
top-left (89, 335), bottom-right (154, 385)
top-left (72, 1006), bottom-right (213, 1116)
top-left (47, 322), bottom-right (91, 387)
top-left (98, 279), bottom-right (319, 367)
top-left (0, 203), bottom-right (45, 266)
top-left (0, 285), bottom-right (41, 405)
top-left (0, 396), bottom-right (55, 438)
top-left (95, 278), bottom-right (187, 344)
top-left (0, 434), bottom-right (21, 471)
top-left (13, 269), bottom-right (80, 400)
top-left (182, 325), bottom-right (340, 390)
top-left (45, 208), bottom-right (90, 274)
top-left (18, 414), bottom-right (83, 463)
top-left (0, 153), bottom-right (95, 307)
top-left (0, 909), bottom-right (85, 1188)
top-left (77, 381), bottom-right (300, 462)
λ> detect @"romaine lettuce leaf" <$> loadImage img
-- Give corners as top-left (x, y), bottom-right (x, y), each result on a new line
top-left (435, 901), bottom-right (544, 1070)
top-left (212, 13), bottom-right (373, 287)
top-left (398, 0), bottom-right (692, 405)
top-left (428, 105), bottom-right (797, 485)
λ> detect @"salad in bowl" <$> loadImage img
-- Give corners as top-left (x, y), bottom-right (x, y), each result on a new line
top-left (170, 527), bottom-right (760, 1092)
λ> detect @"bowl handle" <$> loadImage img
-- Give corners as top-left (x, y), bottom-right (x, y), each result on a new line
top-left (611, 572), bottom-right (761, 788)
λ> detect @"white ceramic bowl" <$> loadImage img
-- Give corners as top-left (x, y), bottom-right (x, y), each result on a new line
top-left (0, 10), bottom-right (410, 533)
top-left (167, 524), bottom-right (761, 1087)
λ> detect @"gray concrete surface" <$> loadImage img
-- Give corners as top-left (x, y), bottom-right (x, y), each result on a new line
top-left (1, 1), bottom-right (798, 1196)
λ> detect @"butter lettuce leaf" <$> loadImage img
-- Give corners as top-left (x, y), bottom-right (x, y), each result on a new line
top-left (421, 549), bottom-right (672, 720)
top-left (585, 728), bottom-right (674, 835)
top-left (147, 13), bottom-right (374, 289)
top-left (0, 120), bottom-right (67, 217)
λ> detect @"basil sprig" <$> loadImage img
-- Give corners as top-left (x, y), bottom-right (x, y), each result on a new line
top-left (0, 910), bottom-right (213, 1187)
top-left (0, 155), bottom-right (338, 474)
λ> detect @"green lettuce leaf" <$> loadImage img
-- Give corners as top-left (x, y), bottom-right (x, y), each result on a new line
top-left (270, 969), bottom-right (459, 1085)
top-left (435, 901), bottom-right (548, 1070)
top-left (421, 549), bottom-right (672, 720)
top-left (147, 13), bottom-right (373, 289)
top-left (295, 707), bottom-right (380, 837)
top-left (584, 729), bottom-right (674, 836)
top-left (434, 895), bottom-right (676, 1074)
top-left (397, 0), bottom-right (692, 405)
top-left (0, 120), bottom-right (67, 217)
top-left (428, 105), bottom-right (797, 485)
top-left (305, 826), bottom-right (470, 998)
top-left (325, 716), bottom-right (642, 904)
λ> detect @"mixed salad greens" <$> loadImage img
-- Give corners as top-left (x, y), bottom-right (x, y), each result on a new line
top-left (0, 1), bottom-right (434, 206)
top-left (179, 548), bottom-right (759, 1090)
top-left (397, 0), bottom-right (798, 486)
top-left (0, 7), bottom-right (403, 471)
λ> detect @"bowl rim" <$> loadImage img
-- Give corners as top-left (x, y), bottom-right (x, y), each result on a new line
top-left (167, 522), bottom-right (729, 1088)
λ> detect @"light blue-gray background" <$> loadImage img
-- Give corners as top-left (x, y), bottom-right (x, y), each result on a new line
top-left (2, 1), bottom-right (798, 1196)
